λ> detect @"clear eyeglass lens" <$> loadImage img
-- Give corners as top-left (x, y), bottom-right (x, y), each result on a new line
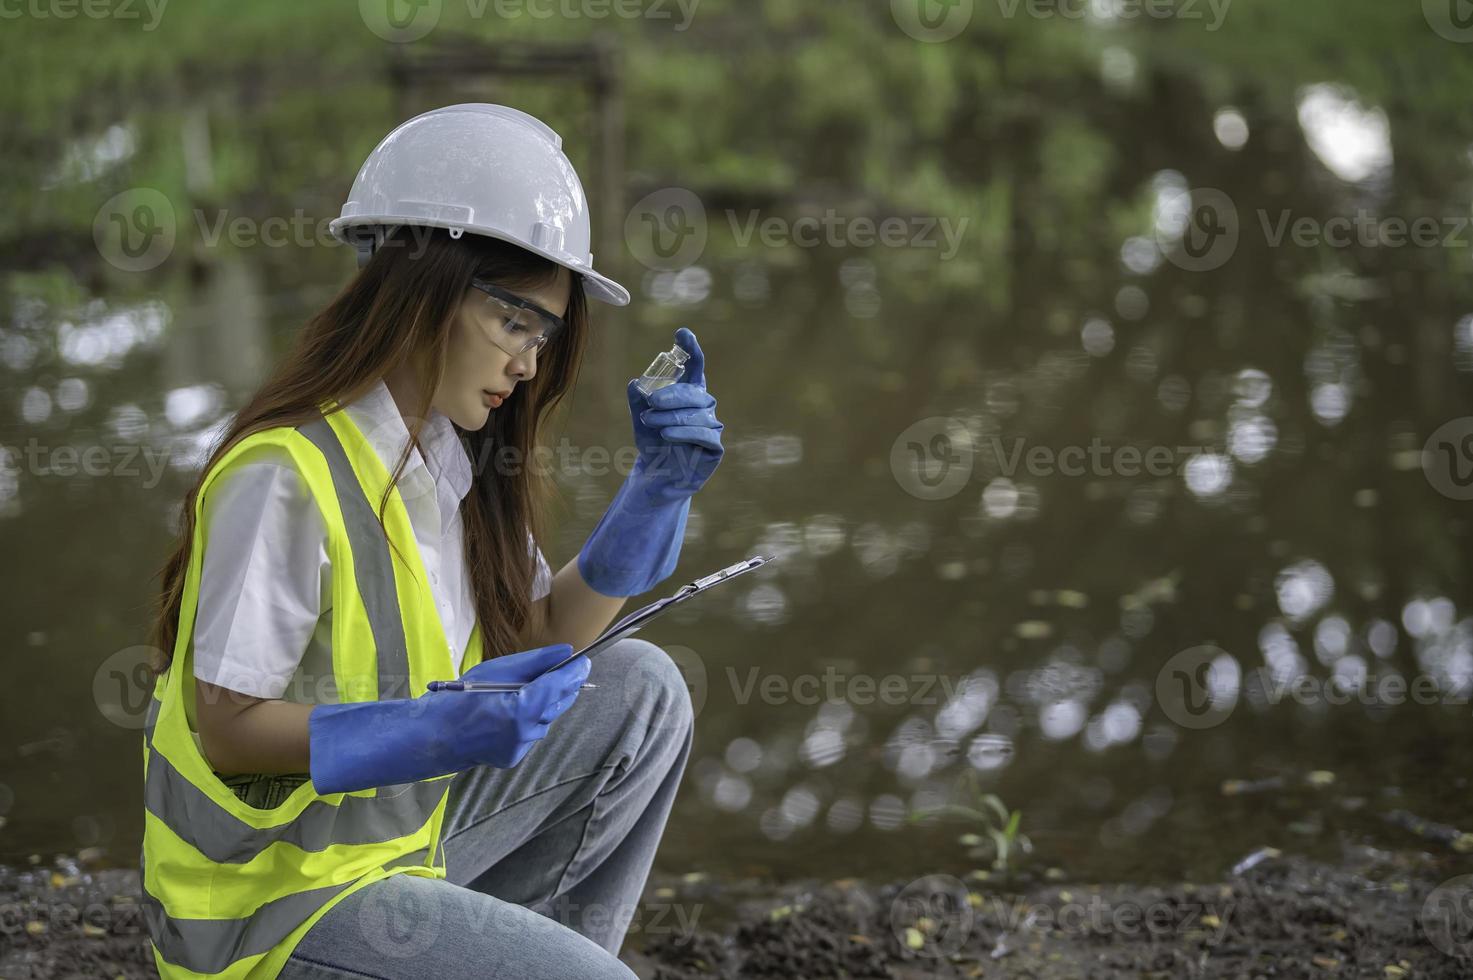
top-left (483, 296), bottom-right (553, 354)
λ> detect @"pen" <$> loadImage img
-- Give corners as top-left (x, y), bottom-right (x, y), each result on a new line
top-left (426, 681), bottom-right (599, 692)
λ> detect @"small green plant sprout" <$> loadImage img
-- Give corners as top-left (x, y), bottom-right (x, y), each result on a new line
top-left (907, 770), bottom-right (1033, 873)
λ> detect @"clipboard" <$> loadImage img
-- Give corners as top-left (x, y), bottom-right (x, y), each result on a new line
top-left (532, 554), bottom-right (776, 681)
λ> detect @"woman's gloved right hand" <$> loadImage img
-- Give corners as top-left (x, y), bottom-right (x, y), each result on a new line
top-left (308, 644), bottom-right (590, 795)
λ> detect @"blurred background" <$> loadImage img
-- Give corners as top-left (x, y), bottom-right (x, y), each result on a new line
top-left (1, 0), bottom-right (1471, 896)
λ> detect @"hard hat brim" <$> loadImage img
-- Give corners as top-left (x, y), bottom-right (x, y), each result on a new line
top-left (330, 216), bottom-right (631, 307)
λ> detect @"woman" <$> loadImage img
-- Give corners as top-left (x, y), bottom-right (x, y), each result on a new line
top-left (140, 104), bottom-right (723, 979)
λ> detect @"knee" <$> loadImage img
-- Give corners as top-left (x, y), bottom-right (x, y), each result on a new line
top-left (594, 638), bottom-right (695, 739)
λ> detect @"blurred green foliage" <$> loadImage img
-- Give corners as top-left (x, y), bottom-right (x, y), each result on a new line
top-left (4, 0), bottom-right (1470, 304)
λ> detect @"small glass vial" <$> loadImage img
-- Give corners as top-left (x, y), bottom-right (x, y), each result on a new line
top-left (634, 343), bottom-right (690, 397)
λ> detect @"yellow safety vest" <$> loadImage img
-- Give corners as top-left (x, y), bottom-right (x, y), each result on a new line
top-left (140, 400), bottom-right (486, 978)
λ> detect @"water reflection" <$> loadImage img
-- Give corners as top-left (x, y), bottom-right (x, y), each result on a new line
top-left (41, 123), bottom-right (137, 189)
top-left (1295, 84), bottom-right (1393, 184)
top-left (5, 52), bottom-right (1472, 892)
top-left (56, 300), bottom-right (168, 368)
top-left (1276, 558), bottom-right (1335, 622)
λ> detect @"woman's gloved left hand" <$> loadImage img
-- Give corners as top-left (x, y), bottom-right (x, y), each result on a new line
top-left (308, 644), bottom-right (590, 795)
top-left (578, 327), bottom-right (725, 596)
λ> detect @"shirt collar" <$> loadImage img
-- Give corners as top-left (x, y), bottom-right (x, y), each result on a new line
top-left (344, 378), bottom-right (473, 505)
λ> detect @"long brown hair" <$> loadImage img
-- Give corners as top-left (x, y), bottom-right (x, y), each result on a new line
top-left (147, 225), bottom-right (589, 678)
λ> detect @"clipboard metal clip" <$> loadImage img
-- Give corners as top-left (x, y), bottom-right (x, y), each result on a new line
top-left (685, 555), bottom-right (773, 594)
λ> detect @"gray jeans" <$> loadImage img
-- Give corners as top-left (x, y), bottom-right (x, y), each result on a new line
top-left (275, 638), bottom-right (694, 979)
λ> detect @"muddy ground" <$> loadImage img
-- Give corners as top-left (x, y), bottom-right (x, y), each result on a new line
top-left (1, 845), bottom-right (1468, 979)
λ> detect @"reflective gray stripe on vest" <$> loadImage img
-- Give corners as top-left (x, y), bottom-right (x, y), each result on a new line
top-left (143, 700), bottom-right (446, 864)
top-left (143, 867), bottom-right (350, 974)
top-left (297, 412), bottom-right (413, 701)
top-left (142, 847), bottom-right (434, 975)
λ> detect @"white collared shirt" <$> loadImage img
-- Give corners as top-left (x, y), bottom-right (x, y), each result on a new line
top-left (190, 378), bottom-right (551, 705)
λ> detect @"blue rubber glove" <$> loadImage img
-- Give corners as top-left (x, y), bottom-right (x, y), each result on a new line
top-left (308, 644), bottom-right (591, 795)
top-left (577, 327), bottom-right (725, 596)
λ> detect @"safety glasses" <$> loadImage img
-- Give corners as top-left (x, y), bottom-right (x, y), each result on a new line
top-left (468, 278), bottom-right (567, 357)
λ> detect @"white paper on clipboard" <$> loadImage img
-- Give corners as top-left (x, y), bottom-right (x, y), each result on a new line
top-left (532, 554), bottom-right (776, 681)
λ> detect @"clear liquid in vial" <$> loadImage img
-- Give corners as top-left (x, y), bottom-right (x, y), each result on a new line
top-left (634, 344), bottom-right (690, 398)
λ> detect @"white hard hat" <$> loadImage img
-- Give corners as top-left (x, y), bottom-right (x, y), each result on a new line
top-left (329, 103), bottom-right (630, 306)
